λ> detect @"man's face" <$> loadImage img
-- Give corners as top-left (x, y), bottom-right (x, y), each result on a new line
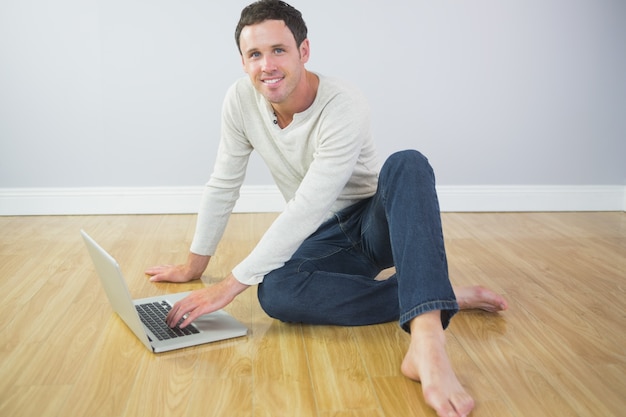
top-left (239, 19), bottom-right (310, 105)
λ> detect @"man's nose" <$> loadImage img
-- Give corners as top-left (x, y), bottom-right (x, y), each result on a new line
top-left (261, 56), bottom-right (277, 72)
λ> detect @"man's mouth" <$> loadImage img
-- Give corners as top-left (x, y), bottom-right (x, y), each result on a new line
top-left (262, 77), bottom-right (284, 85)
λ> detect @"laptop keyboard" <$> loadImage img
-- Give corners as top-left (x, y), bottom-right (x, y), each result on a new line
top-left (136, 301), bottom-right (199, 341)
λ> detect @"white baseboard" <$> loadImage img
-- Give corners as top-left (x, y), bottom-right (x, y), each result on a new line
top-left (0, 185), bottom-right (623, 216)
top-left (436, 185), bottom-right (625, 212)
top-left (0, 186), bottom-right (284, 216)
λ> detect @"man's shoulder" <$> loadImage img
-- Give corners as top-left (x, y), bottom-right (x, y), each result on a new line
top-left (316, 74), bottom-right (369, 113)
top-left (318, 74), bottom-right (362, 95)
top-left (225, 76), bottom-right (255, 98)
top-left (222, 77), bottom-right (262, 116)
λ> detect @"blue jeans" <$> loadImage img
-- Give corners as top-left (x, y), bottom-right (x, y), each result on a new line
top-left (257, 150), bottom-right (458, 331)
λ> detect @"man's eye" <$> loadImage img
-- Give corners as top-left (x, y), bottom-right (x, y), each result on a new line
top-left (250, 52), bottom-right (260, 59)
top-left (274, 48), bottom-right (284, 54)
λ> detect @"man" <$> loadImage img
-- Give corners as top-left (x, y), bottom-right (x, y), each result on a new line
top-left (146, 1), bottom-right (507, 416)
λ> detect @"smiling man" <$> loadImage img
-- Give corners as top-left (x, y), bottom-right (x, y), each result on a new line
top-left (146, 2), bottom-right (507, 416)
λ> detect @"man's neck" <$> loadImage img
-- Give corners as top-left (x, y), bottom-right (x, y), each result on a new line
top-left (273, 71), bottom-right (319, 128)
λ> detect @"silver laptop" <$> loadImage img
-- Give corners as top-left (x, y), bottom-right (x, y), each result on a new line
top-left (81, 230), bottom-right (247, 353)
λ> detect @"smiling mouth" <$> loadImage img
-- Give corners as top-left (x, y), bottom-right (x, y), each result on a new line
top-left (262, 77), bottom-right (284, 85)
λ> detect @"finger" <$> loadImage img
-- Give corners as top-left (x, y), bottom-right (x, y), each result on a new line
top-left (166, 303), bottom-right (184, 327)
top-left (165, 309), bottom-right (175, 327)
top-left (150, 265), bottom-right (178, 273)
top-left (149, 273), bottom-right (167, 282)
top-left (179, 309), bottom-right (201, 328)
top-left (150, 271), bottom-right (174, 282)
top-left (168, 313), bottom-right (179, 328)
top-left (144, 265), bottom-right (166, 275)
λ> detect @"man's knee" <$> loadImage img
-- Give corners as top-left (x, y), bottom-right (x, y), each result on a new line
top-left (257, 276), bottom-right (300, 322)
top-left (388, 149), bottom-right (429, 168)
top-left (382, 149), bottom-right (434, 182)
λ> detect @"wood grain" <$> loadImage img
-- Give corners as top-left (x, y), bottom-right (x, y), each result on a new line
top-left (0, 212), bottom-right (624, 416)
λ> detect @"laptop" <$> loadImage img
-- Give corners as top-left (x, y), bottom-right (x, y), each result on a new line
top-left (81, 230), bottom-right (248, 353)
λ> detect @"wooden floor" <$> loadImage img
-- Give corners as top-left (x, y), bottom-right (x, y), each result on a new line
top-left (0, 212), bottom-right (624, 417)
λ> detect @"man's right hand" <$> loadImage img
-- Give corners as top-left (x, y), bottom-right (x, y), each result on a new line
top-left (145, 253), bottom-right (210, 283)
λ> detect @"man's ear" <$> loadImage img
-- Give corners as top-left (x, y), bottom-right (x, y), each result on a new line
top-left (299, 38), bottom-right (311, 63)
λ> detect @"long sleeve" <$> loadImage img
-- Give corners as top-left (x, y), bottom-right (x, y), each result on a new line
top-left (190, 83), bottom-right (253, 256)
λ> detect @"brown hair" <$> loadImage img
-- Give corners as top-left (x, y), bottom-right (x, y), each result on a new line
top-left (235, 0), bottom-right (308, 54)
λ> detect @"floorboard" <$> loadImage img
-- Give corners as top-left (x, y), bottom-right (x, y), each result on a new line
top-left (0, 212), bottom-right (624, 416)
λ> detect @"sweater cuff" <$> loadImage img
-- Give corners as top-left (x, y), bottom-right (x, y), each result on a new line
top-left (231, 263), bottom-right (266, 286)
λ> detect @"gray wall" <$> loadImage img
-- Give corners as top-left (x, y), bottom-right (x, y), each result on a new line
top-left (1, 0), bottom-right (625, 189)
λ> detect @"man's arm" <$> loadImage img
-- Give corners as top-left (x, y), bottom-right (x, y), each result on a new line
top-left (145, 252), bottom-right (211, 283)
top-left (146, 83), bottom-right (252, 284)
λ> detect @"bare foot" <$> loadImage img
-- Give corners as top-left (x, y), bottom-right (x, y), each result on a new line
top-left (401, 311), bottom-right (475, 417)
top-left (454, 285), bottom-right (508, 312)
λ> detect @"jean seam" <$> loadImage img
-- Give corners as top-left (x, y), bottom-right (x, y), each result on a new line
top-left (294, 246), bottom-right (345, 274)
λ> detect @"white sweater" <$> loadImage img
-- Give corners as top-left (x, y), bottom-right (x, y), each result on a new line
top-left (190, 74), bottom-right (380, 285)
